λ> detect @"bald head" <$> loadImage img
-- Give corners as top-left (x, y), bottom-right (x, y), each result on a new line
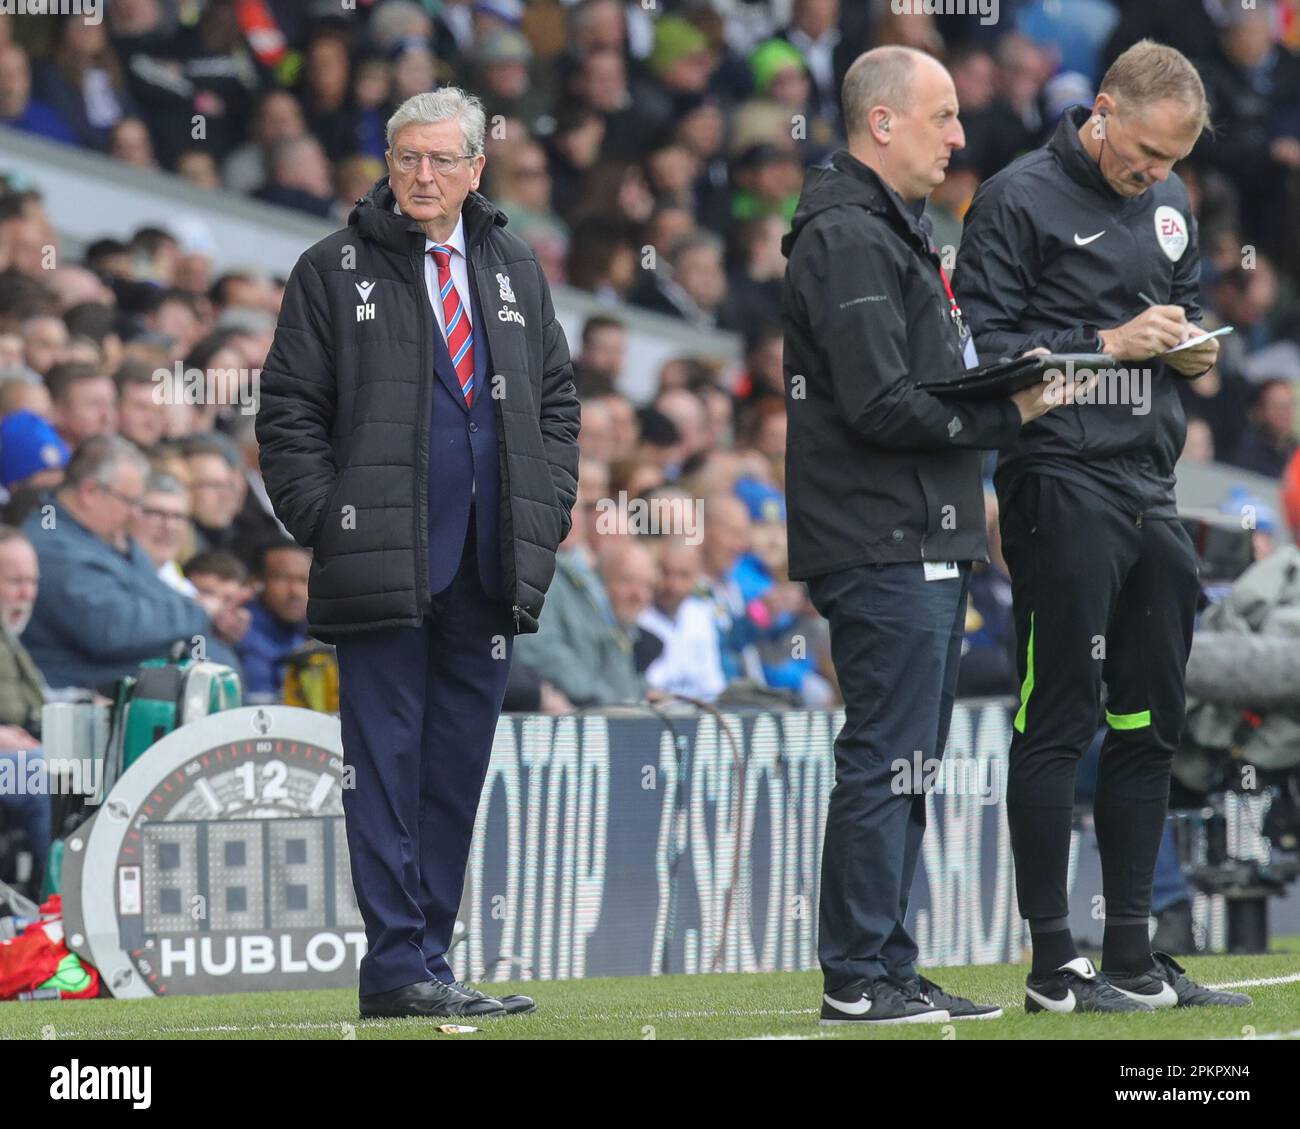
top-left (841, 47), bottom-right (964, 202)
top-left (655, 536), bottom-right (704, 616)
top-left (598, 538), bottom-right (656, 628)
top-left (702, 493), bottom-right (751, 578)
top-left (841, 47), bottom-right (937, 141)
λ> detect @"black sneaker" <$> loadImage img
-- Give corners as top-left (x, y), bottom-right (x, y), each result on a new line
top-left (820, 978), bottom-right (950, 1026)
top-left (1025, 956), bottom-right (1153, 1014)
top-left (1106, 952), bottom-right (1252, 1009)
top-left (451, 980), bottom-right (538, 1015)
top-left (901, 974), bottom-right (1003, 1020)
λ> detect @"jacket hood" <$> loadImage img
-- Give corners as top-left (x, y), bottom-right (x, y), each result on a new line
top-left (783, 149), bottom-right (932, 259)
top-left (347, 176), bottom-right (509, 254)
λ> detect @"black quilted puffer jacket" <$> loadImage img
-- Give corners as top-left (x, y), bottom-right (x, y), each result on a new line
top-left (255, 178), bottom-right (580, 641)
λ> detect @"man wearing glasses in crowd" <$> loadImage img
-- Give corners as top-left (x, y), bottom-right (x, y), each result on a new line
top-left (19, 436), bottom-right (236, 690)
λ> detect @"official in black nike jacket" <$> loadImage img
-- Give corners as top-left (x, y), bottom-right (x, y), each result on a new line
top-left (952, 41), bottom-right (1250, 1012)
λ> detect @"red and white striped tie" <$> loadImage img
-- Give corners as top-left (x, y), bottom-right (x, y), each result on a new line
top-left (429, 245), bottom-right (474, 407)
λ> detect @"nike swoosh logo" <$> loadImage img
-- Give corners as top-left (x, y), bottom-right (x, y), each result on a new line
top-left (823, 992), bottom-right (872, 1015)
top-left (1112, 981), bottom-right (1179, 1008)
top-left (1026, 985), bottom-right (1076, 1013)
top-left (355, 281), bottom-right (376, 300)
top-left (1074, 231), bottom-right (1106, 246)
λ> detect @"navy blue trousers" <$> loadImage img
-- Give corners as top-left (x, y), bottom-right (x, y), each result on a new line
top-left (336, 514), bottom-right (513, 996)
top-left (806, 561), bottom-right (971, 991)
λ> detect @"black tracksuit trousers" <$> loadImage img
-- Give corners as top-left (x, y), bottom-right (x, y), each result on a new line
top-left (997, 472), bottom-right (1199, 936)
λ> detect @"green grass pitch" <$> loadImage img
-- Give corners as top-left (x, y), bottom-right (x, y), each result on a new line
top-left (3, 948), bottom-right (1299, 1040)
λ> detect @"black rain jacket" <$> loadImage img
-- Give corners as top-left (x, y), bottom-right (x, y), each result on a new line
top-left (954, 106), bottom-right (1205, 517)
top-left (781, 149), bottom-right (1023, 579)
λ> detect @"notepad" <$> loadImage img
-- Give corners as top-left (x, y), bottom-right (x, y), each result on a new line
top-left (1163, 325), bottom-right (1234, 355)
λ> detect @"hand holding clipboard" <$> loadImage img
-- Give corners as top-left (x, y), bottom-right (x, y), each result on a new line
top-left (916, 352), bottom-right (1113, 401)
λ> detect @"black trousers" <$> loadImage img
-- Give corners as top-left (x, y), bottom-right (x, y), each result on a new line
top-left (807, 561), bottom-right (970, 991)
top-left (998, 472), bottom-right (1199, 926)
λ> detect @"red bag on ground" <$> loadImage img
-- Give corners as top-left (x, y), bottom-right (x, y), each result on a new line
top-left (0, 919), bottom-right (64, 998)
top-left (0, 893), bottom-right (100, 999)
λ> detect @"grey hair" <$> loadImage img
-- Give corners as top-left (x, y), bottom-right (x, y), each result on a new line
top-left (214, 307), bottom-right (276, 336)
top-left (367, 1), bottom-right (431, 52)
top-left (668, 230), bottom-right (724, 268)
top-left (841, 46), bottom-right (932, 141)
top-left (386, 89), bottom-right (488, 157)
top-left (0, 366), bottom-right (43, 386)
top-left (144, 472), bottom-right (188, 499)
top-left (64, 434), bottom-right (150, 491)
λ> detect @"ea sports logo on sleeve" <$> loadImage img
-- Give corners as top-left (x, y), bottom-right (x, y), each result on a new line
top-left (1154, 206), bottom-right (1188, 262)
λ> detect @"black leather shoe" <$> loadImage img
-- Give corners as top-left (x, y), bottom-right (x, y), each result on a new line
top-left (359, 978), bottom-right (506, 1019)
top-left (451, 980), bottom-right (537, 1015)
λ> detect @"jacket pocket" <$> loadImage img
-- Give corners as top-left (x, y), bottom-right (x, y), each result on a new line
top-left (310, 477), bottom-right (344, 552)
top-left (913, 467), bottom-right (935, 541)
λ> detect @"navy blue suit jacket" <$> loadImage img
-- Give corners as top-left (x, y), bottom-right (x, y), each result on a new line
top-left (427, 268), bottom-right (504, 600)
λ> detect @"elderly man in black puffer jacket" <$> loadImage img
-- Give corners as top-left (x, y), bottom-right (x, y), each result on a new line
top-left (257, 88), bottom-right (579, 1021)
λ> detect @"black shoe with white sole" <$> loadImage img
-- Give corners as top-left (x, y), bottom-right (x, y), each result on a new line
top-left (1106, 952), bottom-right (1253, 1009)
top-left (1025, 956), bottom-right (1152, 1014)
top-left (820, 978), bottom-right (950, 1025)
top-left (900, 974), bottom-right (1003, 1020)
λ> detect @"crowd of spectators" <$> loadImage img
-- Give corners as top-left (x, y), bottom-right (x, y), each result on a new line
top-left (0, 0), bottom-right (1297, 730)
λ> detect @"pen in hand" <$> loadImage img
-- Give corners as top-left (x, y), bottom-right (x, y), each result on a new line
top-left (1138, 289), bottom-right (1195, 346)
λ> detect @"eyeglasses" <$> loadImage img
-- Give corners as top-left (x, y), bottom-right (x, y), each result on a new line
top-left (141, 507), bottom-right (189, 524)
top-left (393, 150), bottom-right (476, 175)
top-left (97, 483), bottom-right (144, 510)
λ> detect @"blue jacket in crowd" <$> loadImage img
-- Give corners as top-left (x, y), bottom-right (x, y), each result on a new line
top-left (20, 495), bottom-right (218, 691)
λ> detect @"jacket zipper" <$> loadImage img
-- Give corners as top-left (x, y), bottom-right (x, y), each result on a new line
top-left (469, 259), bottom-right (523, 633)
top-left (412, 242), bottom-right (433, 614)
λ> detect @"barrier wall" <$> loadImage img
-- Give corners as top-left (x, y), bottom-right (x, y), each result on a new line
top-left (58, 702), bottom-right (1297, 996)
top-left (451, 702), bottom-right (1299, 984)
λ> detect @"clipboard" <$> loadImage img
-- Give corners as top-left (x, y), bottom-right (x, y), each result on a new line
top-left (915, 353), bottom-right (1116, 401)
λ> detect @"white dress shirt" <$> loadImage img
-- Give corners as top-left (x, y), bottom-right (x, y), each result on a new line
top-left (423, 214), bottom-right (473, 344)
top-left (393, 201), bottom-right (474, 344)
top-left (639, 597), bottom-right (727, 702)
top-left (399, 207), bottom-right (477, 495)
top-left (787, 25), bottom-right (841, 105)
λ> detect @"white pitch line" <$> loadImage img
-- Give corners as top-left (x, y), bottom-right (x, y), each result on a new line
top-left (540, 1007), bottom-right (819, 1021)
top-left (1206, 973), bottom-right (1300, 990)
top-left (1224, 1028), bottom-right (1300, 1041)
top-left (29, 1021), bottom-right (366, 1038)
top-left (739, 1032), bottom-right (835, 1040)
